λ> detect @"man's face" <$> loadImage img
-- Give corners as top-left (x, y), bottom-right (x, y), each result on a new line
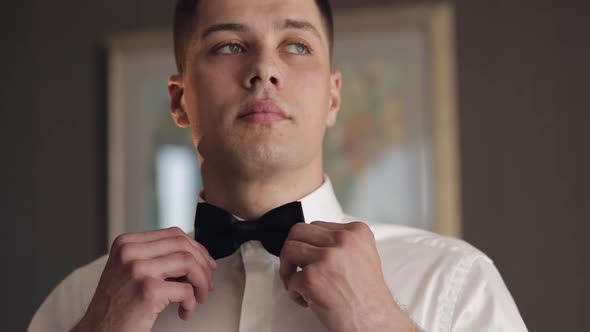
top-left (170, 0), bottom-right (341, 176)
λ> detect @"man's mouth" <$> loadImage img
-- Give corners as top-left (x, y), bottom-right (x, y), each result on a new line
top-left (237, 99), bottom-right (290, 124)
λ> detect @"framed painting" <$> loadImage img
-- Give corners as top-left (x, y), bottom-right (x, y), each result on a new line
top-left (326, 3), bottom-right (461, 237)
top-left (106, 3), bottom-right (460, 247)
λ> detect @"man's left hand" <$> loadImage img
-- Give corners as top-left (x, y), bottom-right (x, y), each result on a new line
top-left (280, 221), bottom-right (418, 332)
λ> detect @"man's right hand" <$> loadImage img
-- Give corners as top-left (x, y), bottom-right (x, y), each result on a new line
top-left (73, 227), bottom-right (217, 332)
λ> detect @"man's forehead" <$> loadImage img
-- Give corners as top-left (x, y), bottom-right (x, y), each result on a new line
top-left (196, 0), bottom-right (325, 33)
top-left (201, 19), bottom-right (323, 41)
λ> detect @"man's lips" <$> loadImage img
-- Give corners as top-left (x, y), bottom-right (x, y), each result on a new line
top-left (238, 100), bottom-right (290, 124)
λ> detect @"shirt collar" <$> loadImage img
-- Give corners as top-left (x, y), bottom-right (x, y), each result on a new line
top-left (197, 175), bottom-right (344, 223)
top-left (298, 176), bottom-right (344, 223)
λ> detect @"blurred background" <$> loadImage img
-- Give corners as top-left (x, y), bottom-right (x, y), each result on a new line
top-left (1, 0), bottom-right (588, 331)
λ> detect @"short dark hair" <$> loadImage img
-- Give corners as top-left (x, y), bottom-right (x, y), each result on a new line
top-left (173, 0), bottom-right (334, 74)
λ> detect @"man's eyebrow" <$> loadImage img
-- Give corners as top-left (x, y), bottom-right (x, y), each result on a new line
top-left (278, 19), bottom-right (322, 40)
top-left (201, 23), bottom-right (248, 40)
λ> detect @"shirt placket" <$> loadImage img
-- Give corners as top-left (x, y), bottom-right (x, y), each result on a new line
top-left (238, 241), bottom-right (278, 332)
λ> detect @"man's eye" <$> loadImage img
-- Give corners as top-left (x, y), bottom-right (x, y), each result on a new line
top-left (285, 43), bottom-right (310, 55)
top-left (216, 43), bottom-right (245, 55)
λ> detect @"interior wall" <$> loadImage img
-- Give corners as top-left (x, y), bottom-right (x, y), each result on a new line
top-left (1, 1), bottom-right (175, 329)
top-left (1, 0), bottom-right (588, 331)
top-left (455, 1), bottom-right (589, 330)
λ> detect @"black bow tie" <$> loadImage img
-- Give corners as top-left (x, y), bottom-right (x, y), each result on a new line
top-left (194, 201), bottom-right (305, 260)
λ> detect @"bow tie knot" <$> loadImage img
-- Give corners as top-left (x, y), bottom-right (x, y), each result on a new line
top-left (194, 201), bottom-right (305, 259)
top-left (232, 221), bottom-right (258, 239)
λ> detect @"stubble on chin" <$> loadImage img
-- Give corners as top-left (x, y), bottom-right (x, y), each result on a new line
top-left (202, 134), bottom-right (302, 179)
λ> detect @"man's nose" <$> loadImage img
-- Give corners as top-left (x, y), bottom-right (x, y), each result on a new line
top-left (243, 50), bottom-right (282, 91)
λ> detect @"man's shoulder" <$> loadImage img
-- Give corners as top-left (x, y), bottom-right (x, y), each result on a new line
top-left (75, 254), bottom-right (109, 281)
top-left (28, 255), bottom-right (109, 331)
top-left (52, 254), bottom-right (109, 303)
top-left (339, 219), bottom-right (526, 331)
top-left (343, 214), bottom-right (490, 266)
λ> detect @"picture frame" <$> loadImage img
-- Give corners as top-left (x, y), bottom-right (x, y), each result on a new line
top-left (106, 3), bottom-right (460, 247)
top-left (327, 3), bottom-right (461, 237)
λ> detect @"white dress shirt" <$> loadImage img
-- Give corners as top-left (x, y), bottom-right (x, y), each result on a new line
top-left (29, 178), bottom-right (528, 331)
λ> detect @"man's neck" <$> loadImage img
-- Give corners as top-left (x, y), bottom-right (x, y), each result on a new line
top-left (200, 166), bottom-right (324, 220)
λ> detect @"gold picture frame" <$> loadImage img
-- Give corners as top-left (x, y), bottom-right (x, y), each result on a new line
top-left (327, 3), bottom-right (461, 237)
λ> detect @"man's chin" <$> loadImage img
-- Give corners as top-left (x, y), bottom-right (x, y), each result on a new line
top-left (200, 135), bottom-right (303, 172)
top-left (232, 145), bottom-right (301, 173)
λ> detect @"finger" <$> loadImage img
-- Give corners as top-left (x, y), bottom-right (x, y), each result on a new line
top-left (279, 240), bottom-right (321, 288)
top-left (287, 223), bottom-right (335, 247)
top-left (121, 240), bottom-right (214, 289)
top-left (134, 252), bottom-right (212, 303)
top-left (119, 236), bottom-right (217, 272)
top-left (284, 271), bottom-right (310, 308)
top-left (311, 221), bottom-right (375, 243)
top-left (160, 280), bottom-right (199, 320)
top-left (113, 227), bottom-right (217, 269)
top-left (159, 252), bottom-right (212, 303)
top-left (112, 226), bottom-right (216, 267)
top-left (281, 239), bottom-right (323, 267)
top-left (192, 240), bottom-right (218, 270)
top-left (279, 258), bottom-right (297, 291)
top-left (113, 227), bottom-right (188, 247)
top-left (309, 221), bottom-right (346, 230)
top-left (312, 220), bottom-right (372, 234)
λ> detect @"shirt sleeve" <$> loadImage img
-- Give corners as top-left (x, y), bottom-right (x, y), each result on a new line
top-left (450, 256), bottom-right (528, 332)
top-left (28, 268), bottom-right (89, 332)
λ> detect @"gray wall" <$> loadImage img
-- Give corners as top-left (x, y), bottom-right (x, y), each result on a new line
top-left (456, 1), bottom-right (589, 330)
top-left (1, 0), bottom-right (588, 331)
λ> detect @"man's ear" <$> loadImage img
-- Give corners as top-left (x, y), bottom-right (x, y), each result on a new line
top-left (326, 71), bottom-right (342, 127)
top-left (168, 74), bottom-right (190, 128)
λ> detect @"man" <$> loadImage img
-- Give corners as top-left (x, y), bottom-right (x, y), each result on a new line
top-left (29, 0), bottom-right (528, 331)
